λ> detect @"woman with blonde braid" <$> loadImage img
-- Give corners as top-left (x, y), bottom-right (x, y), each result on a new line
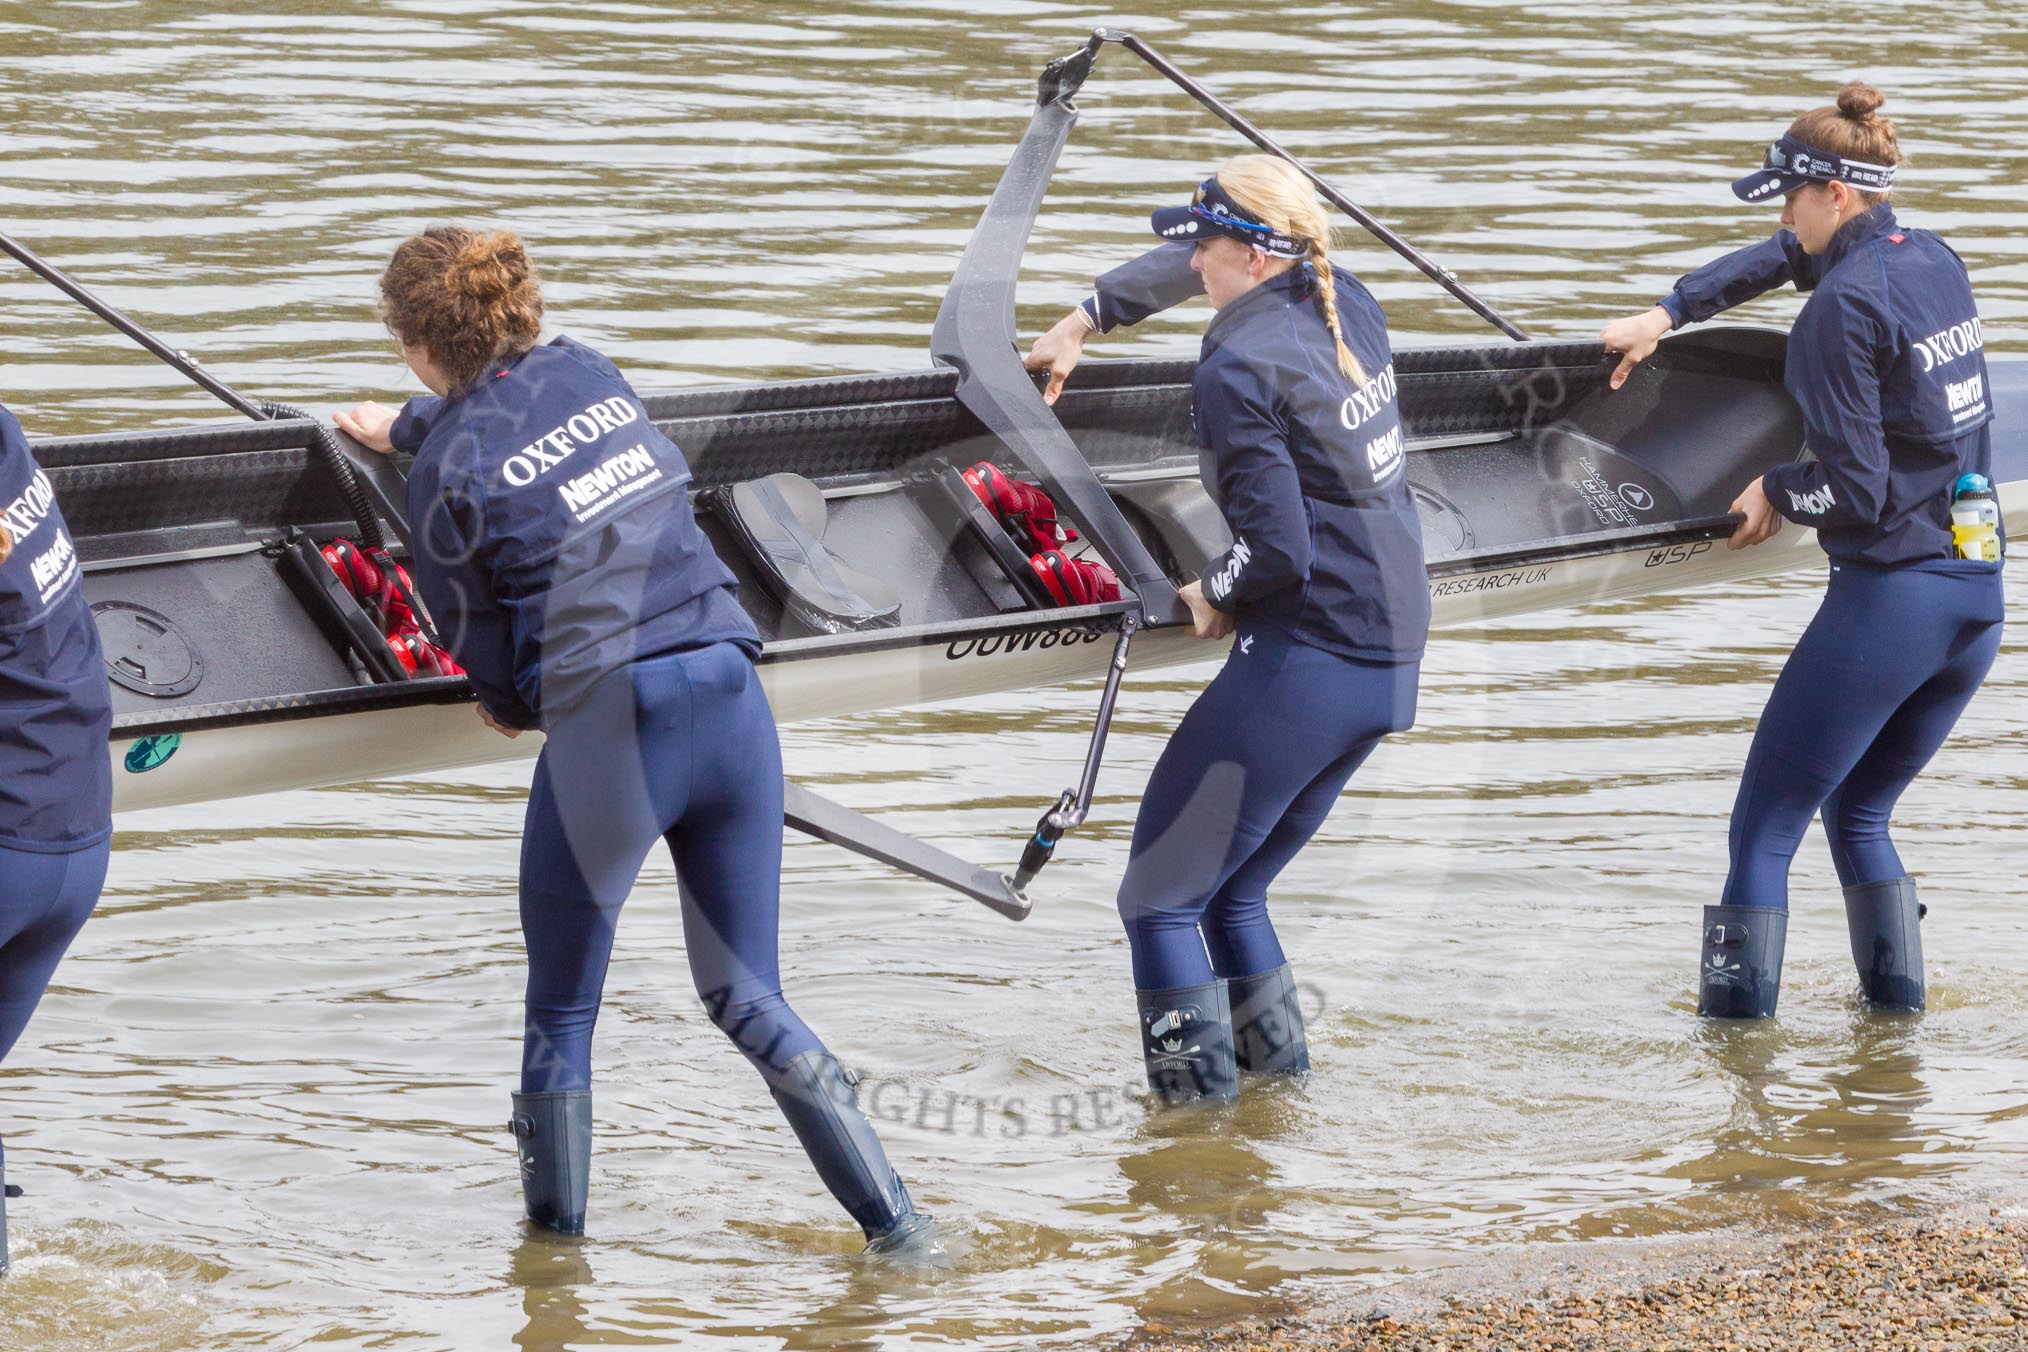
top-left (1028, 156), bottom-right (1428, 1104)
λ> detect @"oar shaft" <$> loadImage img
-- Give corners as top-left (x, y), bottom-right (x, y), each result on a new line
top-left (0, 230), bottom-right (270, 420)
top-left (1094, 30), bottom-right (1531, 344)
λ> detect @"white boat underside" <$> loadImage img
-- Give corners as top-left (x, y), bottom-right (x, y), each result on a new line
top-left (109, 515), bottom-right (1865, 817)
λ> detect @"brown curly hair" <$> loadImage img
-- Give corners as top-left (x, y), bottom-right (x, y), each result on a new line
top-left (1788, 82), bottom-right (1902, 206)
top-left (378, 225), bottom-right (543, 389)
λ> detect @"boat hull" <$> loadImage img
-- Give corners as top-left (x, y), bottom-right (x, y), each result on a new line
top-left (54, 331), bottom-right (2024, 819)
top-left (105, 508), bottom-right (1844, 815)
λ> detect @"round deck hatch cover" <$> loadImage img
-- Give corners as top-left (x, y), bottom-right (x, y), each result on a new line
top-left (91, 601), bottom-right (203, 698)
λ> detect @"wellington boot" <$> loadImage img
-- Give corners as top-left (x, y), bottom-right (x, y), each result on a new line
top-left (510, 1090), bottom-right (592, 1236)
top-left (1229, 963), bottom-right (1309, 1075)
top-left (1844, 877), bottom-right (1925, 1011)
top-left (767, 1050), bottom-right (931, 1249)
top-left (1697, 904), bottom-right (1787, 1019)
top-left (1137, 980), bottom-right (1239, 1105)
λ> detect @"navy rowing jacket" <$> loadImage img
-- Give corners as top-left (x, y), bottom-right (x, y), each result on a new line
top-left (1090, 245), bottom-right (1429, 662)
top-left (394, 336), bottom-right (757, 729)
top-left (0, 406), bottom-right (111, 852)
top-left (1659, 207), bottom-right (1998, 566)
top-left (1082, 240), bottom-right (1202, 335)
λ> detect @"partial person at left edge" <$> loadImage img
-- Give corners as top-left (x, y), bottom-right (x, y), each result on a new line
top-left (0, 403), bottom-right (114, 1276)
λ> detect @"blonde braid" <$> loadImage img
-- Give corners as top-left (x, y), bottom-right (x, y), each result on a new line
top-left (1306, 242), bottom-right (1365, 384)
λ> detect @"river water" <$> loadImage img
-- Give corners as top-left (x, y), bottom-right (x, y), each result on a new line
top-left (3, 2), bottom-right (2026, 1349)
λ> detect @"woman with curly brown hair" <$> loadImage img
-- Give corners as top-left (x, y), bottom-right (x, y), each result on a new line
top-left (336, 227), bottom-right (936, 1256)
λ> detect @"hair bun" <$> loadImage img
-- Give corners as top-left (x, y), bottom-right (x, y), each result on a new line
top-left (1837, 82), bottom-right (1885, 121)
top-left (448, 231), bottom-right (528, 304)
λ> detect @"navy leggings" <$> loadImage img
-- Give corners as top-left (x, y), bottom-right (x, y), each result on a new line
top-left (0, 839), bottom-right (107, 1171)
top-left (517, 642), bottom-right (823, 1093)
top-left (1118, 625), bottom-right (1419, 991)
top-left (1723, 561), bottom-right (2004, 909)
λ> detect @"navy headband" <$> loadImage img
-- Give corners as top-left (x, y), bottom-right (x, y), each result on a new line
top-left (1731, 132), bottom-right (1898, 203)
top-left (1150, 177), bottom-right (1312, 259)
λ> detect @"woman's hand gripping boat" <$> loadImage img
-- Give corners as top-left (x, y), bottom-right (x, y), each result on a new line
top-left (30, 34), bottom-right (2024, 914)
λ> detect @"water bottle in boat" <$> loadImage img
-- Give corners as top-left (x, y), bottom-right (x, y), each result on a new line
top-left (1950, 473), bottom-right (2001, 562)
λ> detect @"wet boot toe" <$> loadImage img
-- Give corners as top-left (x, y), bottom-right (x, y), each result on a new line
top-left (861, 1210), bottom-right (949, 1264)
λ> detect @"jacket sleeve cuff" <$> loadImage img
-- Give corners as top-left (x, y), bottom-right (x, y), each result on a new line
top-left (1657, 293), bottom-right (1687, 330)
top-left (390, 398), bottom-right (436, 454)
top-left (1077, 296), bottom-right (1101, 333)
top-left (1760, 465), bottom-right (1802, 519)
top-left (477, 688), bottom-right (540, 731)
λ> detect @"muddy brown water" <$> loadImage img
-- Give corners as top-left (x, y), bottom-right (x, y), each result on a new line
top-left (1, 2), bottom-right (2026, 1348)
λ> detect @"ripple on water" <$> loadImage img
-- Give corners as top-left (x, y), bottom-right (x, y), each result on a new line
top-left (0, 1219), bottom-right (222, 1351)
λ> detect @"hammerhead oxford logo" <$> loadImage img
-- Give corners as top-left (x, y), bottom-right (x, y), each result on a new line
top-left (124, 733), bottom-right (182, 773)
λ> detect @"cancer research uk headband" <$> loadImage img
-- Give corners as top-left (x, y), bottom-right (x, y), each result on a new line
top-left (1731, 133), bottom-right (1898, 203)
top-left (1150, 177), bottom-right (1311, 259)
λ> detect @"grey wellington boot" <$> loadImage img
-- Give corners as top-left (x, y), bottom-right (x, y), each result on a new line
top-left (1844, 877), bottom-right (1926, 1011)
top-left (766, 1049), bottom-right (940, 1259)
top-left (510, 1090), bottom-right (593, 1235)
top-left (1228, 963), bottom-right (1310, 1075)
top-left (1137, 980), bottom-right (1239, 1105)
top-left (1697, 904), bottom-right (1788, 1019)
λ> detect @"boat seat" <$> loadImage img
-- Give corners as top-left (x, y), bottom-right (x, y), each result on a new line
top-left (710, 473), bottom-right (902, 635)
top-left (1109, 478), bottom-right (1232, 581)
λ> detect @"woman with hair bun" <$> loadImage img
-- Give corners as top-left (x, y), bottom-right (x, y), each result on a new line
top-left (1600, 84), bottom-right (2004, 1020)
top-left (1029, 155), bottom-right (1428, 1105)
top-left (335, 227), bottom-right (936, 1256)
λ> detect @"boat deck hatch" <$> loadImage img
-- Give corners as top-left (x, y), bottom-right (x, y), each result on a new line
top-left (92, 601), bottom-right (204, 698)
top-left (83, 549), bottom-right (364, 718)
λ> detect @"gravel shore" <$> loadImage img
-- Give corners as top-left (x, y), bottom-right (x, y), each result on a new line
top-left (1124, 1212), bottom-right (2028, 1350)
